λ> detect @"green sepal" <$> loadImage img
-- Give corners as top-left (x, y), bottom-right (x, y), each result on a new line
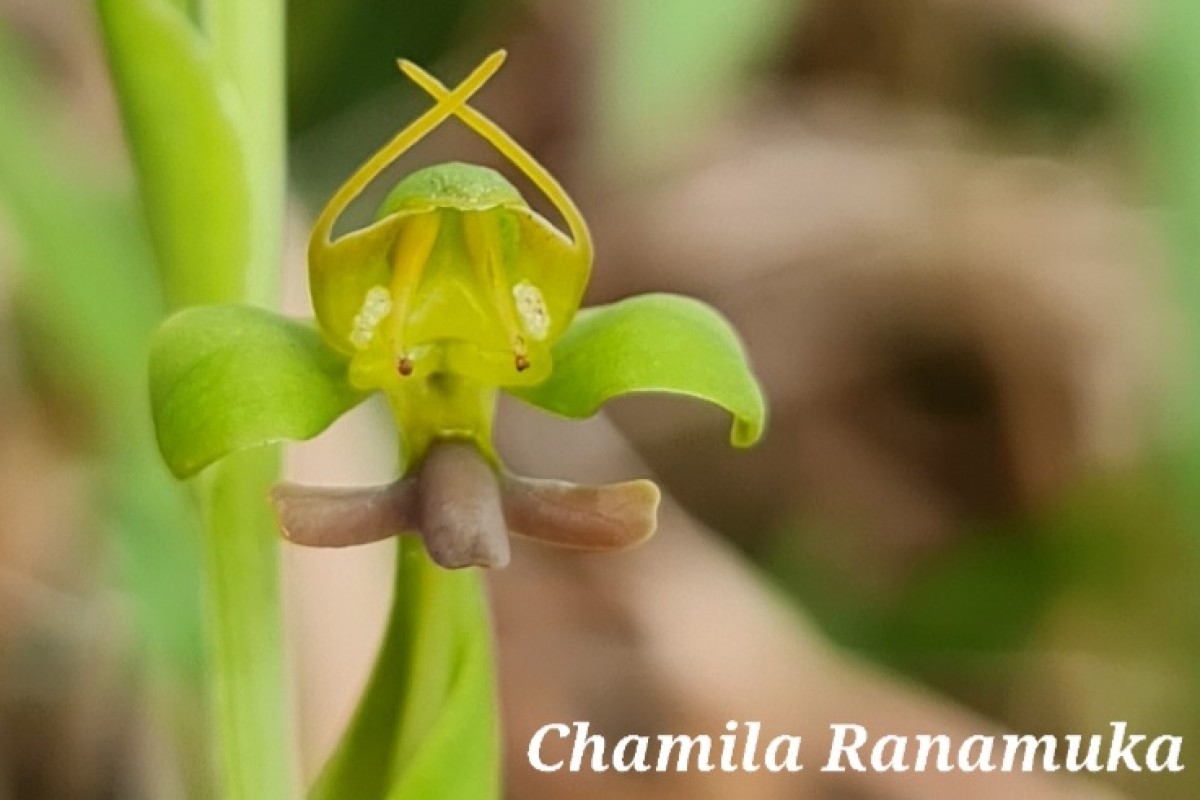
top-left (149, 303), bottom-right (364, 479)
top-left (510, 293), bottom-right (767, 447)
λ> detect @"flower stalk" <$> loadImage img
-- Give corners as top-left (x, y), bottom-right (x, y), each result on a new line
top-left (98, 0), bottom-right (293, 794)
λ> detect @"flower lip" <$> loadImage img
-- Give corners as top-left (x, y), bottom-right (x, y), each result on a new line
top-left (377, 162), bottom-right (526, 217)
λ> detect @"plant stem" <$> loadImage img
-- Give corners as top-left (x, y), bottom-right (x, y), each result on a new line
top-left (209, 0), bottom-right (286, 306)
top-left (203, 0), bottom-right (292, 796)
top-left (97, 0), bottom-right (293, 793)
top-left (200, 447), bottom-right (294, 799)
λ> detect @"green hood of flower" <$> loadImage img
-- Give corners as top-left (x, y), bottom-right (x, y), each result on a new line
top-left (309, 163), bottom-right (589, 396)
top-left (379, 162), bottom-right (524, 214)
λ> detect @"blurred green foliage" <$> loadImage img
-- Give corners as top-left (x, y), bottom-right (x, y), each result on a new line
top-left (0, 18), bottom-right (204, 681)
top-left (287, 0), bottom-right (483, 135)
top-left (0, 17), bottom-right (212, 793)
top-left (594, 0), bottom-right (804, 174)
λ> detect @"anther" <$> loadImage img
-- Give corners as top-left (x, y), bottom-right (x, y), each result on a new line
top-left (398, 357), bottom-right (414, 377)
top-left (515, 354), bottom-right (530, 372)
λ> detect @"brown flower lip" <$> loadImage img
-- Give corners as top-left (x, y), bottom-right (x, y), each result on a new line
top-left (270, 441), bottom-right (660, 569)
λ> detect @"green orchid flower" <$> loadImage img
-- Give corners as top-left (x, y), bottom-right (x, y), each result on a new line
top-left (148, 50), bottom-right (766, 569)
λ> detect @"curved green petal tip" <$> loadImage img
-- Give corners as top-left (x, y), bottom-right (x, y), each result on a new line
top-left (149, 304), bottom-right (364, 479)
top-left (510, 293), bottom-right (767, 447)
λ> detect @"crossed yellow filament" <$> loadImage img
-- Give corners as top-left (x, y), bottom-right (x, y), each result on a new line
top-left (310, 50), bottom-right (592, 375)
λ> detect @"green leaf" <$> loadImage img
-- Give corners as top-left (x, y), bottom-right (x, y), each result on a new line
top-left (312, 540), bottom-right (499, 800)
top-left (150, 304), bottom-right (363, 479)
top-left (511, 293), bottom-right (767, 447)
top-left (97, 0), bottom-right (254, 308)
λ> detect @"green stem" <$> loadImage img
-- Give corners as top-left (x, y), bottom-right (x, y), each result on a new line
top-left (201, 0), bottom-right (292, 796)
top-left (96, 0), bottom-right (292, 793)
top-left (199, 447), bottom-right (294, 799)
top-left (209, 0), bottom-right (286, 306)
